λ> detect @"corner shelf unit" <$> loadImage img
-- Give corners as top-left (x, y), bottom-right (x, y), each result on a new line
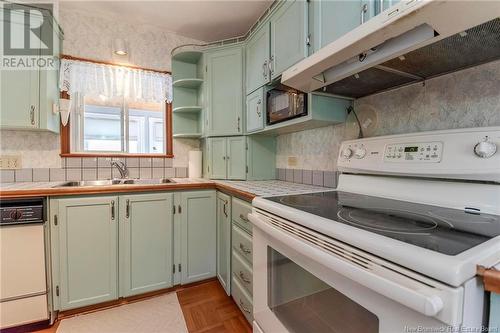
top-left (172, 50), bottom-right (205, 138)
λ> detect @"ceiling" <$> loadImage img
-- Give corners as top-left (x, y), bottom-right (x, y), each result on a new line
top-left (59, 1), bottom-right (273, 42)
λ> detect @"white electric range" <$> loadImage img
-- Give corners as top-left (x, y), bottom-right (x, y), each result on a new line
top-left (249, 127), bottom-right (500, 333)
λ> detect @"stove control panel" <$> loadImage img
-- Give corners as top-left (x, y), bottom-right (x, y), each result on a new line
top-left (384, 142), bottom-right (443, 162)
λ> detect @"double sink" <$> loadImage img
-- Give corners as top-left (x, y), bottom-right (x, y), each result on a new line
top-left (55, 178), bottom-right (175, 187)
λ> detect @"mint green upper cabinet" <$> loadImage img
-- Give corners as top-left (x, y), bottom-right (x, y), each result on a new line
top-left (216, 192), bottom-right (231, 295)
top-left (270, 0), bottom-right (308, 79)
top-left (119, 193), bottom-right (173, 297)
top-left (180, 190), bottom-right (217, 284)
top-left (246, 88), bottom-right (264, 133)
top-left (206, 46), bottom-right (243, 136)
top-left (227, 137), bottom-right (247, 180)
top-left (0, 5), bottom-right (61, 132)
top-left (0, 70), bottom-right (39, 129)
top-left (208, 137), bottom-right (227, 179)
top-left (309, 0), bottom-right (365, 53)
top-left (245, 23), bottom-right (271, 95)
top-left (55, 196), bottom-right (118, 310)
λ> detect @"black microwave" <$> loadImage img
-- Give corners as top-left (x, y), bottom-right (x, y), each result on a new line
top-left (266, 84), bottom-right (307, 125)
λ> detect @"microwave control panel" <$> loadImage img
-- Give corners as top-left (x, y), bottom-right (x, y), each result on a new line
top-left (384, 142), bottom-right (443, 163)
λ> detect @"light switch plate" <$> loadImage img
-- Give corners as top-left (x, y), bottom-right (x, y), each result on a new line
top-left (287, 156), bottom-right (298, 167)
top-left (0, 155), bottom-right (22, 169)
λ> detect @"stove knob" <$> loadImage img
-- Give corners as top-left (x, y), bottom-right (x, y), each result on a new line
top-left (341, 147), bottom-right (353, 159)
top-left (474, 137), bottom-right (497, 158)
top-left (354, 147), bottom-right (367, 159)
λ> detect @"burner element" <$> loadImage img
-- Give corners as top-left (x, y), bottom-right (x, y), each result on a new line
top-left (337, 208), bottom-right (438, 235)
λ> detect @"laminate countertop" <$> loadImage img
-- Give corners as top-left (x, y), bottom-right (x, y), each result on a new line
top-left (0, 179), bottom-right (329, 202)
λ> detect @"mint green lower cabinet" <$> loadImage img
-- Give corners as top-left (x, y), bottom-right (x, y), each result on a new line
top-left (216, 192), bottom-right (232, 295)
top-left (246, 88), bottom-right (265, 133)
top-left (227, 137), bottom-right (247, 180)
top-left (119, 193), bottom-right (174, 297)
top-left (54, 196), bottom-right (119, 310)
top-left (246, 136), bottom-right (276, 180)
top-left (180, 190), bottom-right (217, 284)
top-left (208, 137), bottom-right (227, 179)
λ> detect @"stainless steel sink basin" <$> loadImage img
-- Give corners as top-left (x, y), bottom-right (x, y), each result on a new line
top-left (122, 178), bottom-right (175, 185)
top-left (56, 179), bottom-right (123, 187)
top-left (55, 178), bottom-right (175, 187)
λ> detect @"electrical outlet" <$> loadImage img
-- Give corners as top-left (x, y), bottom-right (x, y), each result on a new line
top-left (287, 156), bottom-right (298, 167)
top-left (0, 155), bottom-right (22, 169)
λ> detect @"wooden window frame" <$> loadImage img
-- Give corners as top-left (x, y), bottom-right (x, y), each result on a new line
top-left (59, 55), bottom-right (173, 158)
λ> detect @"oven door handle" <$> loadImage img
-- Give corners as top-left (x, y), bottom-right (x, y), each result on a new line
top-left (249, 213), bottom-right (445, 317)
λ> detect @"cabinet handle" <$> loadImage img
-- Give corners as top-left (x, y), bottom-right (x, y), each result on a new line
top-left (262, 60), bottom-right (268, 79)
top-left (269, 55), bottom-right (274, 75)
top-left (239, 300), bottom-right (251, 314)
top-left (237, 116), bottom-right (241, 132)
top-left (29, 105), bottom-right (35, 125)
top-left (239, 214), bottom-right (249, 223)
top-left (223, 156), bottom-right (226, 160)
top-left (223, 201), bottom-right (228, 218)
top-left (126, 199), bottom-right (130, 218)
top-left (239, 271), bottom-right (251, 284)
top-left (360, 3), bottom-right (368, 24)
top-left (111, 200), bottom-right (115, 220)
top-left (239, 243), bottom-right (251, 255)
top-left (256, 99), bottom-right (262, 117)
top-left (178, 205), bottom-right (182, 214)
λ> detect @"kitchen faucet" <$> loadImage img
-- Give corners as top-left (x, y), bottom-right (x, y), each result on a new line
top-left (110, 161), bottom-right (129, 179)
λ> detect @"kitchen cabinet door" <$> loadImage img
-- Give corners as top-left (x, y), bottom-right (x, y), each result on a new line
top-left (227, 136), bottom-right (247, 180)
top-left (245, 23), bottom-right (271, 95)
top-left (120, 193), bottom-right (174, 297)
top-left (309, 0), bottom-right (365, 53)
top-left (206, 46), bottom-right (243, 136)
top-left (270, 0), bottom-right (308, 79)
top-left (246, 88), bottom-right (264, 133)
top-left (216, 192), bottom-right (231, 295)
top-left (180, 190), bottom-right (217, 284)
top-left (55, 196), bottom-right (119, 310)
top-left (208, 137), bottom-right (227, 179)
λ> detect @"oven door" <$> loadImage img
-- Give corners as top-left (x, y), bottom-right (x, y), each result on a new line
top-left (249, 210), bottom-right (465, 333)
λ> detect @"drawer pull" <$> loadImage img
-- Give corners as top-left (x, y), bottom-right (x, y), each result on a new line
top-left (239, 271), bottom-right (251, 284)
top-left (239, 300), bottom-right (251, 314)
top-left (239, 214), bottom-right (249, 222)
top-left (239, 243), bottom-right (251, 255)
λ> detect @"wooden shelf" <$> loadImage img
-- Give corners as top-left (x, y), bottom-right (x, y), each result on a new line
top-left (173, 106), bottom-right (202, 113)
top-left (173, 78), bottom-right (203, 89)
top-left (172, 51), bottom-right (203, 64)
top-left (173, 133), bottom-right (202, 139)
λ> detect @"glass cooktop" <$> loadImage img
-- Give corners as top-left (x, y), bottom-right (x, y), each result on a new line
top-left (267, 191), bottom-right (500, 255)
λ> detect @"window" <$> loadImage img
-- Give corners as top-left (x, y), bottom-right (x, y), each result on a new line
top-left (71, 94), bottom-right (167, 154)
top-left (59, 56), bottom-right (173, 157)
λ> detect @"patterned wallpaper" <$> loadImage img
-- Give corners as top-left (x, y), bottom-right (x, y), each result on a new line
top-left (0, 8), bottom-right (204, 169)
top-left (276, 59), bottom-right (500, 172)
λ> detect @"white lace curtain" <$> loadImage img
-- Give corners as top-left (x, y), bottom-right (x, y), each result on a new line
top-left (59, 59), bottom-right (173, 103)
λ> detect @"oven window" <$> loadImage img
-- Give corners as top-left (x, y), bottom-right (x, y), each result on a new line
top-left (268, 247), bottom-right (379, 333)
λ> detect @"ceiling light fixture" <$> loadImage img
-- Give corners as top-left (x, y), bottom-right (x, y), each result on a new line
top-left (113, 39), bottom-right (128, 56)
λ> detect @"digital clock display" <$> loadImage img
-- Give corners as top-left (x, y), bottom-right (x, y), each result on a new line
top-left (404, 146), bottom-right (419, 152)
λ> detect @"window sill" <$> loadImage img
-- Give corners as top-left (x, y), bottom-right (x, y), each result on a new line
top-left (60, 153), bottom-right (174, 158)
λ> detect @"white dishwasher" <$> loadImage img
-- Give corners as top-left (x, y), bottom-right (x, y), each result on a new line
top-left (0, 198), bottom-right (49, 329)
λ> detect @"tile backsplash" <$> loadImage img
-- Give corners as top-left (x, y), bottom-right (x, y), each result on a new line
top-left (0, 157), bottom-right (188, 183)
top-left (276, 168), bottom-right (338, 188)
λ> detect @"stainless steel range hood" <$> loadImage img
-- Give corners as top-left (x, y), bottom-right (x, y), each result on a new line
top-left (281, 0), bottom-right (500, 98)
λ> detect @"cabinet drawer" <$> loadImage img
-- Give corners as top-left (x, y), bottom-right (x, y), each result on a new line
top-left (232, 275), bottom-right (253, 323)
top-left (232, 224), bottom-right (253, 264)
top-left (232, 197), bottom-right (253, 234)
top-left (232, 250), bottom-right (253, 295)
